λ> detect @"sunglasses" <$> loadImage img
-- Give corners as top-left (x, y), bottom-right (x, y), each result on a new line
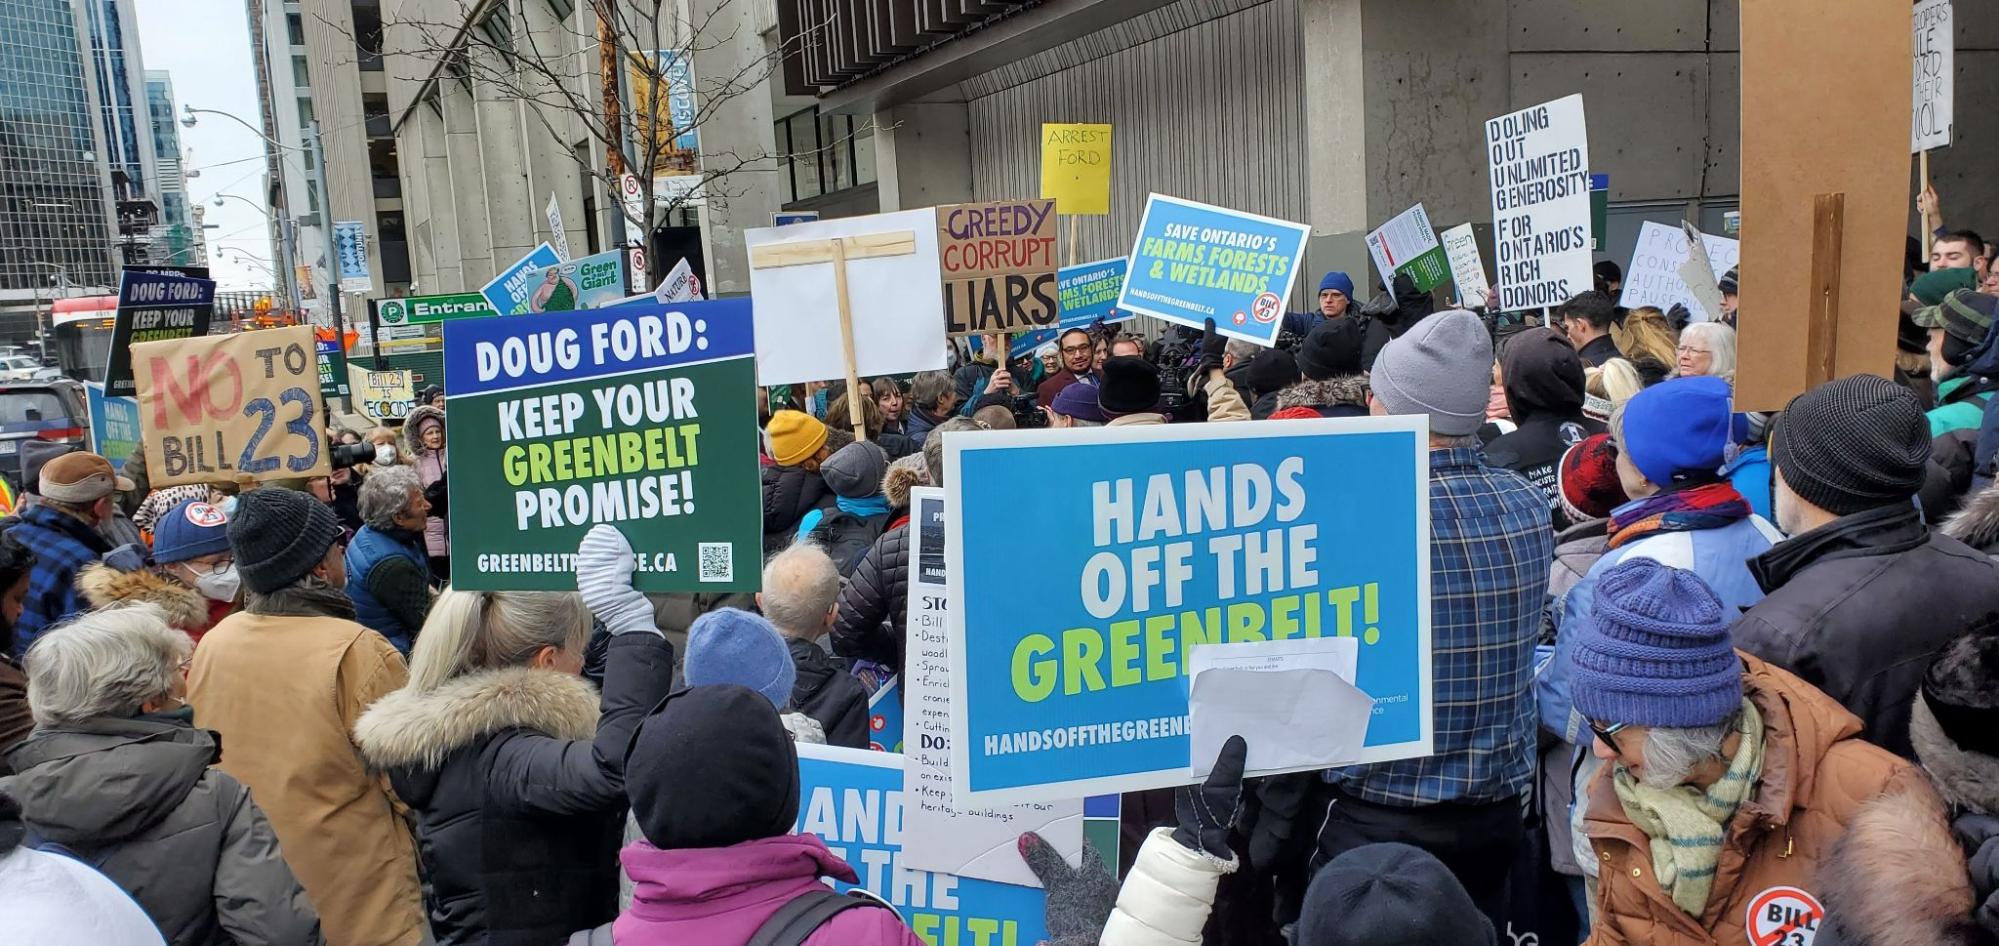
top-left (1588, 719), bottom-right (1630, 749)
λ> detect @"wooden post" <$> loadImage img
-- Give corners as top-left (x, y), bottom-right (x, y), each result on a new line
top-left (1920, 149), bottom-right (1934, 259)
top-left (1805, 194), bottom-right (1846, 390)
top-left (747, 231), bottom-right (919, 443)
top-left (1067, 214), bottom-right (1081, 268)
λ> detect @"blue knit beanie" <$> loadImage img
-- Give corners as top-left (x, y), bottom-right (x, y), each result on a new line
top-left (1318, 271), bottom-right (1355, 299)
top-left (152, 499), bottom-right (231, 564)
top-left (1569, 558), bottom-right (1741, 728)
top-left (1616, 375), bottom-right (1733, 488)
top-left (684, 607), bottom-right (797, 710)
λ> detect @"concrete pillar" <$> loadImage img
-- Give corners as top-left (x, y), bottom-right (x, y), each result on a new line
top-left (690, 0), bottom-right (783, 296)
top-left (442, 82), bottom-right (494, 285)
top-left (872, 102), bottom-right (974, 212)
top-left (418, 105), bottom-right (463, 291)
top-left (471, 49), bottom-right (536, 269)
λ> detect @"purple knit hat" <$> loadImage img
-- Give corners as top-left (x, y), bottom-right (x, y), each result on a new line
top-left (1570, 558), bottom-right (1742, 728)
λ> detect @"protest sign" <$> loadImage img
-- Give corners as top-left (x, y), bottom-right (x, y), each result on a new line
top-left (797, 744), bottom-right (1050, 944)
top-left (744, 209), bottom-right (948, 387)
top-left (1440, 223), bottom-right (1491, 305)
top-left (441, 299), bottom-right (760, 592)
top-left (654, 258), bottom-right (702, 303)
top-left (1485, 94), bottom-right (1593, 311)
top-left (1617, 221), bottom-right (1740, 323)
top-left (867, 678), bottom-right (902, 753)
top-left (131, 325), bottom-right (331, 487)
top-left (106, 270), bottom-right (215, 398)
top-left (316, 337), bottom-right (350, 398)
top-left (1058, 258), bottom-right (1128, 329)
top-left (902, 486), bottom-right (1084, 886)
top-left (937, 200), bottom-right (1059, 336)
top-left (375, 293), bottom-right (499, 326)
top-left (334, 220), bottom-right (373, 293)
top-left (545, 194), bottom-right (571, 261)
top-left (479, 243), bottom-right (566, 317)
top-left (1039, 123), bottom-right (1112, 216)
top-left (502, 249), bottom-right (628, 316)
top-left (85, 382), bottom-right (140, 473)
top-left (946, 418), bottom-right (1433, 804)
top-left (1913, 0), bottom-right (1953, 153)
top-left (1117, 194), bottom-right (1311, 346)
top-left (348, 364), bottom-right (415, 423)
top-left (1364, 203), bottom-right (1450, 293)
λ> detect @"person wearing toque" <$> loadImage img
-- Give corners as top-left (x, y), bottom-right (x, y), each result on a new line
top-left (78, 498), bottom-right (241, 644)
top-left (9, 451), bottom-right (132, 654)
top-left (1734, 374), bottom-right (1999, 759)
top-left (1568, 558), bottom-right (1943, 946)
top-left (1912, 277), bottom-right (1999, 438)
top-left (1275, 318), bottom-right (1369, 418)
top-left (186, 486), bottom-right (427, 946)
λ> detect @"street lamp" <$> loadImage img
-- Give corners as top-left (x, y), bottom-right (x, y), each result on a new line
top-left (183, 105), bottom-right (340, 338)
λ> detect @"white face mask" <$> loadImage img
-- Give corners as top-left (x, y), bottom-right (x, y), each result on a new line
top-left (375, 444), bottom-right (398, 465)
top-left (193, 564), bottom-right (240, 603)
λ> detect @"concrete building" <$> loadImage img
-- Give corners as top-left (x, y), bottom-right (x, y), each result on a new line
top-left (144, 69), bottom-right (203, 267)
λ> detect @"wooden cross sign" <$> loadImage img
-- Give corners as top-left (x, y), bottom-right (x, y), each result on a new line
top-left (748, 231), bottom-right (918, 442)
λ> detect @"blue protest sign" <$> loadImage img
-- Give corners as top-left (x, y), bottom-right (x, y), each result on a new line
top-left (85, 382), bottom-right (140, 473)
top-left (1058, 257), bottom-right (1129, 329)
top-left (867, 677), bottom-right (903, 752)
top-left (1117, 194), bottom-right (1311, 346)
top-left (795, 744), bottom-right (1048, 945)
top-left (945, 419), bottom-right (1434, 804)
top-left (479, 243), bottom-right (565, 316)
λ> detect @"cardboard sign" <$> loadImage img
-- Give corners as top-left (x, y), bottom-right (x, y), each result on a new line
top-left (1440, 223), bottom-right (1491, 305)
top-left (107, 270), bottom-right (215, 398)
top-left (131, 325), bottom-right (332, 486)
top-left (441, 299), bottom-right (760, 592)
top-left (1058, 258), bottom-right (1129, 329)
top-left (348, 365), bottom-right (415, 423)
top-left (1618, 220), bottom-right (1741, 322)
top-left (797, 744), bottom-right (1050, 944)
top-left (1365, 203), bottom-right (1450, 293)
top-left (315, 337), bottom-right (350, 398)
top-left (744, 209), bottom-right (949, 386)
top-left (334, 220), bottom-right (373, 293)
top-left (1485, 94), bottom-right (1594, 311)
top-left (946, 418), bottom-right (1433, 804)
top-left (480, 243), bottom-right (566, 316)
top-left (85, 382), bottom-right (140, 473)
top-left (1913, 0), bottom-right (1953, 153)
top-left (375, 293), bottom-right (498, 326)
top-left (937, 200), bottom-right (1059, 336)
top-left (1117, 194), bottom-right (1312, 346)
top-left (1039, 123), bottom-right (1112, 216)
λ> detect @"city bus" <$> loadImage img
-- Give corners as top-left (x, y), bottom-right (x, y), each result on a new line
top-left (48, 295), bottom-right (119, 384)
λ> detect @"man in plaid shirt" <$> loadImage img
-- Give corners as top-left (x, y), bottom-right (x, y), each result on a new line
top-left (1313, 310), bottom-right (1555, 925)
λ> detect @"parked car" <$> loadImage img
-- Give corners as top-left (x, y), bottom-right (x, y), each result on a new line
top-left (0, 381), bottom-right (89, 491)
top-left (0, 356), bottom-right (52, 382)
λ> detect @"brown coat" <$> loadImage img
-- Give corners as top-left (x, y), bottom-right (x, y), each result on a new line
top-left (1582, 653), bottom-right (1932, 946)
top-left (188, 610), bottom-right (424, 946)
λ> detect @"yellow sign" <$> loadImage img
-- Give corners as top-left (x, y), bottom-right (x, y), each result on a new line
top-left (348, 364), bottom-right (415, 423)
top-left (1039, 123), bottom-right (1112, 216)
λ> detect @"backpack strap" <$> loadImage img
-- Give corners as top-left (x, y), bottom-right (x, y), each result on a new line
top-left (748, 887), bottom-right (893, 946)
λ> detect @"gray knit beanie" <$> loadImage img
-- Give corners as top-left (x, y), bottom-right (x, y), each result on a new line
top-left (1771, 374), bottom-right (1930, 516)
top-left (820, 441), bottom-right (887, 500)
top-left (1368, 309), bottom-right (1492, 436)
top-left (229, 487), bottom-right (345, 594)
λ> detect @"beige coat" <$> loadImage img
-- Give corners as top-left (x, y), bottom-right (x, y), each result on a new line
top-left (189, 610), bottom-right (424, 946)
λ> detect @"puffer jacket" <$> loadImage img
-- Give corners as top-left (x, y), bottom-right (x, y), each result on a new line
top-left (613, 833), bottom-right (923, 946)
top-left (2, 715), bottom-right (321, 946)
top-left (761, 463), bottom-right (834, 556)
top-left (830, 524), bottom-right (910, 674)
top-left (403, 404), bottom-right (449, 558)
top-left (1099, 828), bottom-right (1236, 946)
top-left (1581, 653), bottom-right (1934, 946)
top-left (353, 633), bottom-right (674, 946)
top-left (77, 563), bottom-right (231, 644)
top-left (786, 636), bottom-right (867, 749)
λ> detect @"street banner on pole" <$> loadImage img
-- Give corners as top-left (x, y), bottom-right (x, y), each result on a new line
top-left (1039, 123), bottom-right (1113, 216)
top-left (333, 220), bottom-right (373, 293)
top-left (938, 199), bottom-right (1059, 336)
top-left (1485, 94), bottom-right (1593, 311)
top-left (131, 325), bottom-right (331, 486)
top-left (1117, 194), bottom-right (1311, 347)
top-left (945, 418), bottom-right (1433, 804)
top-left (1439, 223), bottom-right (1491, 306)
top-left (441, 299), bottom-right (760, 592)
top-left (106, 269), bottom-right (215, 398)
top-left (1365, 203), bottom-right (1450, 293)
top-left (1913, 0), bottom-right (1954, 153)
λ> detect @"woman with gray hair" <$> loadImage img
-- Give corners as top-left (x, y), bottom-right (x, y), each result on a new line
top-left (1675, 320), bottom-right (1737, 381)
top-left (3, 604), bottom-right (321, 946)
top-left (345, 464), bottom-right (435, 653)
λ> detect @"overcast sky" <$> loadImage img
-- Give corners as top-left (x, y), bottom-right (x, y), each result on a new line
top-left (132, 0), bottom-right (277, 293)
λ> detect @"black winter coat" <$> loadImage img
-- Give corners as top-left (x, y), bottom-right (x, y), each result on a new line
top-left (831, 523), bottom-right (910, 674)
top-left (1735, 503), bottom-right (1999, 759)
top-left (353, 633), bottom-right (674, 946)
top-left (762, 464), bottom-right (834, 555)
top-left (787, 636), bottom-right (869, 748)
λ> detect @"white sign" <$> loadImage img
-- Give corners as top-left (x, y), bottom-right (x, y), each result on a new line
top-left (545, 194), bottom-right (571, 262)
top-left (1188, 638), bottom-right (1372, 779)
top-left (1364, 203), bottom-right (1442, 289)
top-left (1485, 94), bottom-right (1593, 311)
top-left (1913, 0), bottom-right (1954, 153)
top-left (1618, 220), bottom-right (1740, 323)
top-left (1440, 223), bottom-right (1491, 305)
top-left (900, 487), bottom-right (1083, 887)
top-left (654, 258), bottom-right (702, 303)
top-left (618, 172), bottom-right (645, 228)
top-left (743, 208), bottom-right (949, 386)
top-left (627, 246), bottom-right (649, 293)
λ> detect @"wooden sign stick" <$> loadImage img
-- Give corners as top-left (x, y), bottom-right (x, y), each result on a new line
top-left (748, 230), bottom-right (918, 442)
top-left (1920, 149), bottom-right (1934, 260)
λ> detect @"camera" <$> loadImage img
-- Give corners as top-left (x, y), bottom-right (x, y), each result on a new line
top-left (329, 441), bottom-right (377, 470)
top-left (1009, 394), bottom-right (1048, 429)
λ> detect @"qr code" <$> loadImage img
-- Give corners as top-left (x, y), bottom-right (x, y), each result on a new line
top-left (697, 542), bottom-right (732, 582)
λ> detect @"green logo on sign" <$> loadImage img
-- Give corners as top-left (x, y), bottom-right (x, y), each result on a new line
top-left (378, 299), bottom-right (408, 325)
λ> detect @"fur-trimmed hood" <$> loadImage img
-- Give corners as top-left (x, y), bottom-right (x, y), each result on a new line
top-left (76, 562), bottom-right (209, 630)
top-left (1914, 691), bottom-right (1999, 817)
top-left (1944, 483), bottom-right (1999, 555)
top-left (1274, 375), bottom-right (1368, 412)
top-left (882, 453), bottom-right (930, 510)
top-left (402, 404), bottom-right (446, 457)
top-left (1819, 781), bottom-right (1983, 946)
top-left (354, 666), bottom-right (599, 771)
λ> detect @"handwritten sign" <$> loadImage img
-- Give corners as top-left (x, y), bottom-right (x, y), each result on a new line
top-left (132, 325), bottom-right (330, 486)
top-left (938, 199), bottom-right (1059, 336)
top-left (349, 365), bottom-right (415, 422)
top-left (1440, 223), bottom-right (1490, 305)
top-left (1912, 0), bottom-right (1954, 153)
top-left (1486, 94), bottom-right (1593, 310)
top-left (1039, 123), bottom-right (1112, 216)
top-left (1617, 220), bottom-right (1740, 323)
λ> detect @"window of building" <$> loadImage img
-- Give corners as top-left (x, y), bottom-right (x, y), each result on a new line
top-left (478, 7), bottom-right (513, 57)
top-left (772, 107), bottom-right (876, 205)
top-left (368, 139), bottom-right (400, 198)
top-left (352, 0), bottom-right (384, 71)
top-left (285, 11), bottom-right (304, 46)
top-left (543, 0), bottom-right (574, 19)
top-left (363, 93), bottom-right (390, 138)
top-left (291, 54), bottom-right (310, 88)
top-left (304, 180), bottom-right (319, 215)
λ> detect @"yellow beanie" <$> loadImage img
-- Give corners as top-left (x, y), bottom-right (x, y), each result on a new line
top-left (767, 410), bottom-right (829, 467)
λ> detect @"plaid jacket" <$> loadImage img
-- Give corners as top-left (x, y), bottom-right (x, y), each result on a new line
top-left (11, 503), bottom-right (110, 656)
top-left (1331, 447), bottom-right (1554, 806)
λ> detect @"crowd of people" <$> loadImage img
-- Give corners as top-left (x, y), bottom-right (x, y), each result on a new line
top-left (0, 219), bottom-right (1997, 946)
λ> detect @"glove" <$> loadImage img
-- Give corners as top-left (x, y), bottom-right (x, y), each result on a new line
top-left (1019, 833), bottom-right (1119, 946)
top-left (1666, 303), bottom-right (1692, 331)
top-left (574, 525), bottom-right (659, 636)
top-left (1196, 317), bottom-right (1227, 375)
top-left (1173, 734), bottom-right (1246, 860)
top-left (1246, 770), bottom-right (1316, 874)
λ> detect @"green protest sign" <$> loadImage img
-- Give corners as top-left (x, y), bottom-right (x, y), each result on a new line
top-left (440, 298), bottom-right (761, 592)
top-left (373, 292), bottom-right (497, 326)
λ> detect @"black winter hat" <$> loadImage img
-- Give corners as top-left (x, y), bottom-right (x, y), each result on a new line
top-left (1500, 327), bottom-right (1586, 419)
top-left (1098, 356), bottom-right (1160, 416)
top-left (229, 487), bottom-right (345, 594)
top-left (1243, 348), bottom-right (1301, 396)
top-left (1296, 843), bottom-right (1496, 946)
top-left (1295, 318), bottom-right (1366, 380)
top-left (1771, 374), bottom-right (1930, 517)
top-left (1920, 631), bottom-right (1999, 759)
top-left (626, 684), bottom-right (799, 850)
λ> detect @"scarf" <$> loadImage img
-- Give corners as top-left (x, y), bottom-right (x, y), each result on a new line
top-left (1606, 482), bottom-right (1752, 550)
top-left (1611, 698), bottom-right (1766, 916)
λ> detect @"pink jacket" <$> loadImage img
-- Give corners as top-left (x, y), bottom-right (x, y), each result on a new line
top-left (615, 834), bottom-right (924, 946)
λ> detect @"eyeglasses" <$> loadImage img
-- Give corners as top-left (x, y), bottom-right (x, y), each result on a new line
top-left (1060, 343), bottom-right (1093, 355)
top-left (1676, 345), bottom-right (1712, 356)
top-left (1588, 719), bottom-right (1630, 749)
top-left (182, 556), bottom-right (234, 576)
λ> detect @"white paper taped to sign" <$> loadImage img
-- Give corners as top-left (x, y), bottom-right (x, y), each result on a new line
top-left (1440, 223), bottom-right (1490, 306)
top-left (1618, 220), bottom-right (1739, 323)
top-left (1913, 0), bottom-right (1954, 153)
top-left (1485, 94), bottom-right (1594, 311)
